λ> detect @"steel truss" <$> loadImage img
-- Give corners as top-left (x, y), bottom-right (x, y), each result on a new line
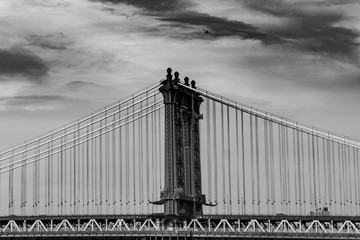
top-left (1, 216), bottom-right (360, 239)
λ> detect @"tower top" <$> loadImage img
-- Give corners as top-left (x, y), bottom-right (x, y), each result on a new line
top-left (160, 67), bottom-right (197, 91)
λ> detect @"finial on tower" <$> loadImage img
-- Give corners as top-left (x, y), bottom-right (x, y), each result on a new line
top-left (166, 68), bottom-right (172, 81)
top-left (174, 71), bottom-right (179, 83)
top-left (191, 80), bottom-right (196, 89)
top-left (184, 77), bottom-right (189, 86)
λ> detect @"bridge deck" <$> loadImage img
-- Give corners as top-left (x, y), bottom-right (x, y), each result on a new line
top-left (1, 214), bottom-right (359, 222)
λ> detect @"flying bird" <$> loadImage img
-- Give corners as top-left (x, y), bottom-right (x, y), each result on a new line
top-left (202, 28), bottom-right (212, 35)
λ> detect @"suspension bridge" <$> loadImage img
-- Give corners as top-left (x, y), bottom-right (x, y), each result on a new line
top-left (0, 68), bottom-right (360, 239)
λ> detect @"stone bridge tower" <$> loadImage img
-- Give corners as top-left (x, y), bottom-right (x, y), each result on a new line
top-left (152, 68), bottom-right (208, 217)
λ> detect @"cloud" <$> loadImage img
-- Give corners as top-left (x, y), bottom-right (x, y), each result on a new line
top-left (241, 0), bottom-right (360, 62)
top-left (0, 47), bottom-right (49, 82)
top-left (92, 0), bottom-right (282, 44)
top-left (64, 81), bottom-right (111, 94)
top-left (98, 0), bottom-right (358, 62)
top-left (0, 95), bottom-right (79, 111)
top-left (307, 0), bottom-right (360, 7)
top-left (91, 0), bottom-right (192, 12)
top-left (159, 11), bottom-right (282, 43)
top-left (27, 32), bottom-right (72, 50)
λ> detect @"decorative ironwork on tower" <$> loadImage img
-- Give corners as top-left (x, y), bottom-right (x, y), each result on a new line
top-left (151, 68), bottom-right (210, 217)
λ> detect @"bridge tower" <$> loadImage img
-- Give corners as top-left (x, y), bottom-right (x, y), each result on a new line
top-left (155, 68), bottom-right (206, 217)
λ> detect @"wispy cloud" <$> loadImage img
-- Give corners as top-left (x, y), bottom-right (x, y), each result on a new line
top-left (0, 95), bottom-right (81, 111)
top-left (92, 0), bottom-right (192, 12)
top-left (94, 0), bottom-right (359, 62)
top-left (241, 0), bottom-right (360, 63)
top-left (27, 32), bottom-right (72, 50)
top-left (92, 0), bottom-right (283, 43)
top-left (159, 12), bottom-right (282, 43)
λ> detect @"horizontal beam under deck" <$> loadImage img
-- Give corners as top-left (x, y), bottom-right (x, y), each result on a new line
top-left (1, 231), bottom-right (360, 240)
top-left (1, 215), bottom-right (360, 238)
top-left (1, 232), bottom-right (360, 239)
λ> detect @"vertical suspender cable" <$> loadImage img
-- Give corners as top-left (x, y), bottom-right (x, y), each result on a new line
top-left (133, 98), bottom-right (136, 212)
top-left (60, 134), bottom-right (64, 215)
top-left (118, 106), bottom-right (123, 210)
top-left (347, 145), bottom-right (351, 213)
top-left (69, 131), bottom-right (72, 213)
top-left (141, 100), bottom-right (145, 212)
top-left (50, 137), bottom-right (55, 215)
top-left (151, 95), bottom-right (156, 213)
top-left (106, 110), bottom-right (110, 213)
top-left (112, 114), bottom-right (116, 212)
top-left (126, 105), bottom-right (130, 212)
top-left (279, 124), bottom-right (284, 212)
top-left (338, 142), bottom-right (343, 212)
top-left (250, 114), bottom-right (254, 213)
top-left (34, 143), bottom-right (38, 214)
top-left (153, 96), bottom-right (157, 211)
top-left (92, 116), bottom-right (95, 214)
top-left (322, 138), bottom-right (327, 207)
top-left (323, 138), bottom-right (327, 207)
top-left (300, 130), bottom-right (304, 214)
top-left (73, 127), bottom-right (77, 214)
top-left (206, 98), bottom-right (212, 206)
top-left (349, 146), bottom-right (353, 213)
top-left (146, 93), bottom-right (150, 213)
top-left (344, 143), bottom-right (348, 214)
top-left (312, 134), bottom-right (317, 212)
top-left (241, 110), bottom-right (246, 214)
top-left (327, 138), bottom-right (331, 210)
top-left (69, 131), bottom-right (73, 213)
top-left (21, 145), bottom-right (26, 215)
top-left (331, 140), bottom-right (336, 214)
top-left (0, 154), bottom-right (2, 214)
top-left (283, 125), bottom-right (288, 212)
top-left (80, 125), bottom-right (83, 214)
top-left (76, 124), bottom-right (79, 214)
top-left (297, 128), bottom-right (301, 214)
top-left (63, 133), bottom-right (68, 214)
top-left (94, 117), bottom-right (98, 213)
top-left (133, 98), bottom-right (137, 212)
top-left (293, 128), bottom-right (298, 213)
top-left (264, 118), bottom-right (269, 214)
top-left (138, 100), bottom-right (142, 212)
top-left (283, 125), bottom-right (286, 211)
top-left (86, 124), bottom-right (89, 213)
top-left (316, 137), bottom-right (320, 209)
top-left (285, 126), bottom-right (290, 213)
top-left (346, 145), bottom-right (352, 214)
top-left (45, 141), bottom-right (48, 214)
top-left (227, 105), bottom-right (232, 214)
top-left (307, 134), bottom-right (312, 211)
top-left (23, 145), bottom-right (27, 215)
top-left (221, 100), bottom-right (226, 212)
top-left (57, 138), bottom-right (60, 214)
top-left (9, 150), bottom-right (13, 215)
top-left (356, 148), bottom-right (360, 211)
top-left (99, 116), bottom-right (103, 212)
top-left (33, 145), bottom-right (36, 214)
top-left (353, 147), bottom-right (357, 214)
top-left (255, 116), bottom-right (260, 214)
top-left (269, 121), bottom-right (275, 213)
top-left (158, 104), bottom-right (162, 193)
top-left (235, 107), bottom-right (240, 213)
top-left (213, 101), bottom-right (218, 210)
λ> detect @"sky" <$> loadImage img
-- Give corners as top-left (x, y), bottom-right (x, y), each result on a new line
top-left (0, 0), bottom-right (360, 151)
